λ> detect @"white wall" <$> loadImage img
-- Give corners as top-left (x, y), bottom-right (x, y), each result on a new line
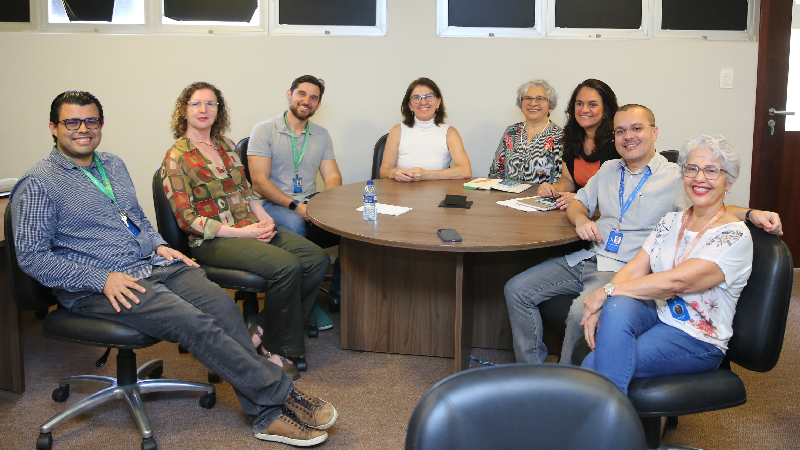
top-left (0, 0), bottom-right (759, 223)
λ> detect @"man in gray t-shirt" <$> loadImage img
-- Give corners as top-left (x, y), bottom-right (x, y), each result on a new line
top-left (248, 75), bottom-right (342, 238)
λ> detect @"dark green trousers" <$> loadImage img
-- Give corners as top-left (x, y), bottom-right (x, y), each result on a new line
top-left (191, 226), bottom-right (328, 357)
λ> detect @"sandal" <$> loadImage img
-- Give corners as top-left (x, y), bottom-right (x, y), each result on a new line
top-left (247, 322), bottom-right (302, 380)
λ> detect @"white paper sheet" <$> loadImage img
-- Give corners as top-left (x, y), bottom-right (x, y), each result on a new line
top-left (356, 203), bottom-right (413, 216)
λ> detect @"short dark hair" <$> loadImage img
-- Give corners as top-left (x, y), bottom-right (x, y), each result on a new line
top-left (617, 104), bottom-right (656, 126)
top-left (400, 77), bottom-right (446, 128)
top-left (49, 91), bottom-right (104, 143)
top-left (290, 75), bottom-right (325, 100)
top-left (170, 82), bottom-right (230, 140)
top-left (562, 79), bottom-right (618, 161)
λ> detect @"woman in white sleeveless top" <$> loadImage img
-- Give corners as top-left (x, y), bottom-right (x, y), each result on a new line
top-left (380, 78), bottom-right (472, 182)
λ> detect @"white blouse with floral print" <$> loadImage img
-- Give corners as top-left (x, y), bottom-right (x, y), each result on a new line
top-left (643, 210), bottom-right (753, 352)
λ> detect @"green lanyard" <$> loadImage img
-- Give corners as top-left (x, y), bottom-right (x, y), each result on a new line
top-left (284, 112), bottom-right (309, 176)
top-left (78, 154), bottom-right (116, 203)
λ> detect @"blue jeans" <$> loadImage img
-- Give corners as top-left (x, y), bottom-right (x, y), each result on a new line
top-left (581, 295), bottom-right (724, 394)
top-left (505, 256), bottom-right (614, 364)
top-left (263, 200), bottom-right (341, 294)
top-left (70, 264), bottom-right (292, 433)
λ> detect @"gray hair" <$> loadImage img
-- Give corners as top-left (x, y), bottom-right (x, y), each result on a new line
top-left (678, 135), bottom-right (740, 184)
top-left (515, 79), bottom-right (558, 110)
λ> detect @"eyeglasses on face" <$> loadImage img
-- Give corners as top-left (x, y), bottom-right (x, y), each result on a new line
top-left (57, 118), bottom-right (102, 130)
top-left (614, 124), bottom-right (654, 136)
top-left (187, 101), bottom-right (219, 110)
top-left (522, 96), bottom-right (548, 104)
top-left (682, 164), bottom-right (727, 180)
top-left (410, 93), bottom-right (436, 104)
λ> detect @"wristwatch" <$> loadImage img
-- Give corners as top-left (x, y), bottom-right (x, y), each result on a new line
top-left (288, 200), bottom-right (299, 211)
top-left (603, 283), bottom-right (616, 299)
top-left (745, 209), bottom-right (754, 222)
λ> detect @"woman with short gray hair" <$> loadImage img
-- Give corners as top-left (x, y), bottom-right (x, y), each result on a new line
top-left (488, 79), bottom-right (564, 184)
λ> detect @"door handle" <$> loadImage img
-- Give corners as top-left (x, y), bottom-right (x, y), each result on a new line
top-left (769, 108), bottom-right (796, 115)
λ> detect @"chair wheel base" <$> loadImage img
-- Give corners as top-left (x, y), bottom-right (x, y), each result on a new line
top-left (36, 433), bottom-right (53, 450)
top-left (141, 437), bottom-right (157, 450)
top-left (328, 302), bottom-right (340, 313)
top-left (308, 328), bottom-right (319, 338)
top-left (52, 385), bottom-right (69, 402)
top-left (149, 367), bottom-right (163, 379)
top-left (207, 372), bottom-right (221, 384)
top-left (177, 344), bottom-right (189, 354)
top-left (200, 392), bottom-right (216, 409)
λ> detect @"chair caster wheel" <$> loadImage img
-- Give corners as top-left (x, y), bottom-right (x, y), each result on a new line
top-left (200, 392), bottom-right (216, 409)
top-left (149, 366), bottom-right (163, 379)
top-left (308, 328), bottom-right (318, 339)
top-left (178, 344), bottom-right (189, 354)
top-left (141, 436), bottom-right (157, 450)
top-left (294, 357), bottom-right (308, 372)
top-left (52, 385), bottom-right (69, 402)
top-left (207, 371), bottom-right (221, 384)
top-left (328, 302), bottom-right (340, 314)
top-left (36, 433), bottom-right (53, 450)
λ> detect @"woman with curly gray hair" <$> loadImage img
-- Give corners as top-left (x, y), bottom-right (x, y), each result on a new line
top-left (488, 79), bottom-right (564, 185)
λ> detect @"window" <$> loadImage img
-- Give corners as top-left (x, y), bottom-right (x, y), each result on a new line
top-left (653, 0), bottom-right (757, 40)
top-left (0, 1), bottom-right (30, 22)
top-left (269, 0), bottom-right (386, 36)
top-left (437, 0), bottom-right (544, 38)
top-left (547, 0), bottom-right (650, 39)
top-left (159, 0), bottom-right (264, 34)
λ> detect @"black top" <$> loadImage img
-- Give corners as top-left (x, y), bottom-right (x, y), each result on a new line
top-left (565, 140), bottom-right (619, 190)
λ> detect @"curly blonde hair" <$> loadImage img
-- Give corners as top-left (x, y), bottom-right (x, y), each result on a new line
top-left (170, 82), bottom-right (230, 140)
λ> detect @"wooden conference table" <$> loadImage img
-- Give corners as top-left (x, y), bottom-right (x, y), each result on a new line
top-left (307, 179), bottom-right (583, 372)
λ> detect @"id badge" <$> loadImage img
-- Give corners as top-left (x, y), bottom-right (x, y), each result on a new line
top-left (293, 176), bottom-right (302, 193)
top-left (120, 213), bottom-right (141, 237)
top-left (667, 295), bottom-right (691, 321)
top-left (605, 230), bottom-right (623, 253)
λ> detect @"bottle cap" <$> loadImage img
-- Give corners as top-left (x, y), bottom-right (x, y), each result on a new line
top-left (367, 180), bottom-right (374, 185)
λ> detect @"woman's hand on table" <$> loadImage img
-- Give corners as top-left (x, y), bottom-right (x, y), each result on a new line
top-left (538, 182), bottom-right (557, 197)
top-left (555, 192), bottom-right (575, 210)
top-left (392, 167), bottom-right (420, 182)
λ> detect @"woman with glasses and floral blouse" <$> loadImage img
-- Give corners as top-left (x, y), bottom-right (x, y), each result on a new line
top-left (159, 82), bottom-right (329, 381)
top-left (538, 79), bottom-right (620, 210)
top-left (579, 135), bottom-right (752, 395)
top-left (380, 77), bottom-right (472, 182)
top-left (488, 79), bottom-right (564, 189)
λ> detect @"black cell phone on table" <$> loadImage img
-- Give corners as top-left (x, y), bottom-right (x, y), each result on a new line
top-left (437, 229), bottom-right (462, 242)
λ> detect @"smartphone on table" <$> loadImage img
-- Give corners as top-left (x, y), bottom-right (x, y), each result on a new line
top-left (437, 229), bottom-right (462, 242)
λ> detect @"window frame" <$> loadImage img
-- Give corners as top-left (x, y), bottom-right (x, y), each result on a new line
top-left (651, 0), bottom-right (759, 41)
top-left (545, 0), bottom-right (651, 40)
top-left (267, 0), bottom-right (387, 37)
top-left (0, 0), bottom-right (36, 30)
top-left (435, 0), bottom-right (545, 39)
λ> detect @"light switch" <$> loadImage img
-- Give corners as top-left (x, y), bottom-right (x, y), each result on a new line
top-left (720, 69), bottom-right (733, 89)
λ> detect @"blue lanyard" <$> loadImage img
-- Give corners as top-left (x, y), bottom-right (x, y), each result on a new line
top-left (617, 165), bottom-right (651, 227)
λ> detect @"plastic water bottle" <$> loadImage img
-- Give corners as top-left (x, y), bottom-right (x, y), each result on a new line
top-left (363, 180), bottom-right (377, 221)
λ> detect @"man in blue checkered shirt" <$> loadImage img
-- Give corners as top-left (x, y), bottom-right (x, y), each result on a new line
top-left (9, 91), bottom-right (337, 447)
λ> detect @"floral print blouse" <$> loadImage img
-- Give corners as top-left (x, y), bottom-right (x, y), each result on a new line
top-left (159, 136), bottom-right (259, 248)
top-left (488, 121), bottom-right (564, 183)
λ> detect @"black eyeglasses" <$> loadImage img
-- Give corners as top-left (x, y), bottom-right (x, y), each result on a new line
top-left (56, 118), bottom-right (102, 130)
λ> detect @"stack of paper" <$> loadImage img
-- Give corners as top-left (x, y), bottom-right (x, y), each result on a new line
top-left (497, 196), bottom-right (558, 212)
top-left (463, 178), bottom-right (532, 194)
top-left (356, 203), bottom-right (413, 216)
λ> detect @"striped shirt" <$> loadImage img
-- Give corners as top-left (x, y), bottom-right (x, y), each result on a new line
top-left (10, 147), bottom-right (176, 309)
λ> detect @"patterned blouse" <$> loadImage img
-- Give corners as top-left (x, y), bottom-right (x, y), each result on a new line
top-left (159, 136), bottom-right (259, 248)
top-left (488, 121), bottom-right (564, 183)
top-left (643, 210), bottom-right (753, 351)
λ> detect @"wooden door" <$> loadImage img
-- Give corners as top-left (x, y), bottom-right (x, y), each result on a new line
top-left (751, 0), bottom-right (799, 263)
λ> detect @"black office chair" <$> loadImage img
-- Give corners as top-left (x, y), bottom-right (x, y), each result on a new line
top-left (371, 133), bottom-right (389, 180)
top-left (236, 137), bottom-right (341, 313)
top-left (406, 364), bottom-right (647, 450)
top-left (4, 204), bottom-right (215, 450)
top-left (539, 149), bottom-right (691, 357)
top-left (571, 221), bottom-right (793, 450)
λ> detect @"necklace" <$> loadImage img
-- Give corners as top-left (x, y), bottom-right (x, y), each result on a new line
top-left (525, 119), bottom-right (550, 137)
top-left (186, 136), bottom-right (214, 147)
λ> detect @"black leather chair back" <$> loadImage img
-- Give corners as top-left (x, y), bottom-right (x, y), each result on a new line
top-left (660, 150), bottom-right (679, 163)
top-left (371, 133), bottom-right (389, 180)
top-left (152, 170), bottom-right (192, 256)
top-left (406, 364), bottom-right (647, 450)
top-left (236, 137), bottom-right (252, 183)
top-left (726, 222), bottom-right (792, 372)
top-left (3, 203), bottom-right (59, 311)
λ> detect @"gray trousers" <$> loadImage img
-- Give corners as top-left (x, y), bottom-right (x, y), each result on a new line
top-left (191, 226), bottom-right (329, 357)
top-left (70, 264), bottom-right (291, 433)
top-left (504, 256), bottom-right (614, 364)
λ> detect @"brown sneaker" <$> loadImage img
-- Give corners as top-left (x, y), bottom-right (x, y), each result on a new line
top-left (254, 412), bottom-right (328, 447)
top-left (284, 388), bottom-right (338, 430)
